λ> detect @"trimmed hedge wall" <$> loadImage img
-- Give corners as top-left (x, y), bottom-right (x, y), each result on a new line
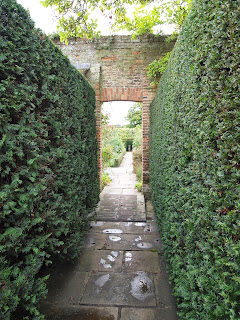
top-left (0, 1), bottom-right (99, 318)
top-left (150, 1), bottom-right (239, 319)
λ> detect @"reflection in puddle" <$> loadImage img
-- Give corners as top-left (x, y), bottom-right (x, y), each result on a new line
top-left (99, 251), bottom-right (120, 269)
top-left (109, 235), bottom-right (121, 242)
top-left (130, 272), bottom-right (154, 301)
top-left (91, 221), bottom-right (104, 227)
top-left (143, 224), bottom-right (157, 233)
top-left (85, 236), bottom-right (97, 247)
top-left (95, 274), bottom-right (110, 293)
top-left (143, 224), bottom-right (152, 232)
top-left (125, 222), bottom-right (133, 226)
top-left (100, 258), bottom-right (112, 269)
top-left (107, 255), bottom-right (115, 262)
top-left (103, 229), bottom-right (123, 234)
top-left (135, 222), bottom-right (147, 227)
top-left (135, 236), bottom-right (142, 242)
top-left (125, 252), bottom-right (132, 262)
top-left (137, 242), bottom-right (153, 249)
top-left (111, 251), bottom-right (119, 258)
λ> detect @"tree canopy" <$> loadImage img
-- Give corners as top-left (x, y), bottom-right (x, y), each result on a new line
top-left (42, 0), bottom-right (192, 42)
top-left (125, 103), bottom-right (142, 128)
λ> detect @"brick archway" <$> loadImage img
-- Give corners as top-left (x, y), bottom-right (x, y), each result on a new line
top-left (96, 86), bottom-right (156, 194)
top-left (101, 87), bottom-right (143, 102)
top-left (55, 35), bottom-right (175, 194)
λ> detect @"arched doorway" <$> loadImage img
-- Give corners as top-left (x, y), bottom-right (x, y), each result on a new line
top-left (55, 35), bottom-right (175, 194)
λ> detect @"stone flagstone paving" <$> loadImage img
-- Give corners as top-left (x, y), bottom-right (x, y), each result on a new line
top-left (40, 152), bottom-right (178, 320)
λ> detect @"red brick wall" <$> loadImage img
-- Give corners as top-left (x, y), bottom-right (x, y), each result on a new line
top-left (55, 35), bottom-right (175, 194)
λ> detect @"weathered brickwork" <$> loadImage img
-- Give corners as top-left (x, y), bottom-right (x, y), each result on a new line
top-left (55, 35), bottom-right (175, 193)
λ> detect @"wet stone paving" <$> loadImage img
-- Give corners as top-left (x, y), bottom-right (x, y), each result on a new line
top-left (40, 152), bottom-right (178, 320)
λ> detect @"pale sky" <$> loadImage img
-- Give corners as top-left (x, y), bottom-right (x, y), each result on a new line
top-left (102, 101), bottom-right (135, 126)
top-left (17, 0), bottom-right (58, 34)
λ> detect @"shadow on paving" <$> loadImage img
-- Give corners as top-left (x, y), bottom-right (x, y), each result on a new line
top-left (39, 153), bottom-right (178, 320)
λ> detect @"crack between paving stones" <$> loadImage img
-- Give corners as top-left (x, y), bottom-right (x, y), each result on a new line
top-left (78, 303), bottom-right (158, 309)
top-left (78, 271), bottom-right (92, 304)
top-left (117, 307), bottom-right (122, 320)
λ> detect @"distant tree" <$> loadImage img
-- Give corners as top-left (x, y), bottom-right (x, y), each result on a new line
top-left (125, 103), bottom-right (142, 128)
top-left (101, 111), bottom-right (110, 126)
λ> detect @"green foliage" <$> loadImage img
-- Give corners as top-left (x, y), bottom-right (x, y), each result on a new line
top-left (135, 181), bottom-right (142, 192)
top-left (101, 112), bottom-right (110, 126)
top-left (41, 0), bottom-right (192, 41)
top-left (146, 52), bottom-right (171, 86)
top-left (125, 103), bottom-right (142, 128)
top-left (102, 144), bottom-right (113, 169)
top-left (116, 127), bottom-right (136, 142)
top-left (101, 171), bottom-right (112, 190)
top-left (133, 146), bottom-right (142, 178)
top-left (133, 125), bottom-right (142, 149)
top-left (0, 1), bottom-right (99, 318)
top-left (101, 125), bottom-right (125, 168)
top-left (150, 1), bottom-right (240, 319)
top-left (132, 127), bottom-right (143, 192)
top-left (113, 0), bottom-right (192, 39)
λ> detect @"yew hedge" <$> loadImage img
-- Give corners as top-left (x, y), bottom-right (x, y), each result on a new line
top-left (0, 1), bottom-right (99, 318)
top-left (150, 0), bottom-right (240, 319)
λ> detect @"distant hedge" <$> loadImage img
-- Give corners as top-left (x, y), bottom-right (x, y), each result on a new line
top-left (150, 1), bottom-right (240, 319)
top-left (0, 1), bottom-right (99, 318)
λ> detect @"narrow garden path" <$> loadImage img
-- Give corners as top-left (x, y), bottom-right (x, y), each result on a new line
top-left (40, 152), bottom-right (178, 320)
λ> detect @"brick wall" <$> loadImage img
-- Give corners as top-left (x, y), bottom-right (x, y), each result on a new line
top-left (55, 35), bottom-right (175, 194)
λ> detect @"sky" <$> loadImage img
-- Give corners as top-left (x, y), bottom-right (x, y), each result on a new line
top-left (102, 101), bottom-right (135, 126)
top-left (17, 0), bottom-right (58, 34)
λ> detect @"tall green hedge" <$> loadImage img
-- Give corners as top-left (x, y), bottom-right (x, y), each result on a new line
top-left (150, 1), bottom-right (239, 319)
top-left (0, 1), bottom-right (99, 318)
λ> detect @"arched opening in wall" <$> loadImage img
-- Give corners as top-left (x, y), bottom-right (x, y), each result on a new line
top-left (101, 101), bottom-right (143, 191)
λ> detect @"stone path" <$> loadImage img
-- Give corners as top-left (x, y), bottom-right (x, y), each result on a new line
top-left (40, 152), bottom-right (178, 320)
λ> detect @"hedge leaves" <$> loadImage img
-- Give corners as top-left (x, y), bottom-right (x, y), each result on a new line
top-left (150, 0), bottom-right (240, 319)
top-left (0, 1), bottom-right (99, 318)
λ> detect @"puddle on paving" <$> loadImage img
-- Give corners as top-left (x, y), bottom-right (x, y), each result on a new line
top-left (111, 251), bottom-right (119, 257)
top-left (85, 237), bottom-right (97, 247)
top-left (130, 272), bottom-right (154, 301)
top-left (109, 235), bottom-right (121, 242)
top-left (95, 274), bottom-right (110, 293)
top-left (107, 255), bottom-right (115, 262)
top-left (100, 258), bottom-right (112, 269)
top-left (99, 251), bottom-right (119, 268)
top-left (125, 252), bottom-right (132, 262)
top-left (137, 242), bottom-right (153, 249)
top-left (45, 309), bottom-right (115, 320)
top-left (135, 222), bottom-right (147, 227)
top-left (103, 229), bottom-right (123, 234)
top-left (91, 221), bottom-right (104, 227)
top-left (143, 224), bottom-right (154, 232)
top-left (134, 236), bottom-right (142, 242)
top-left (125, 222), bottom-right (133, 226)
